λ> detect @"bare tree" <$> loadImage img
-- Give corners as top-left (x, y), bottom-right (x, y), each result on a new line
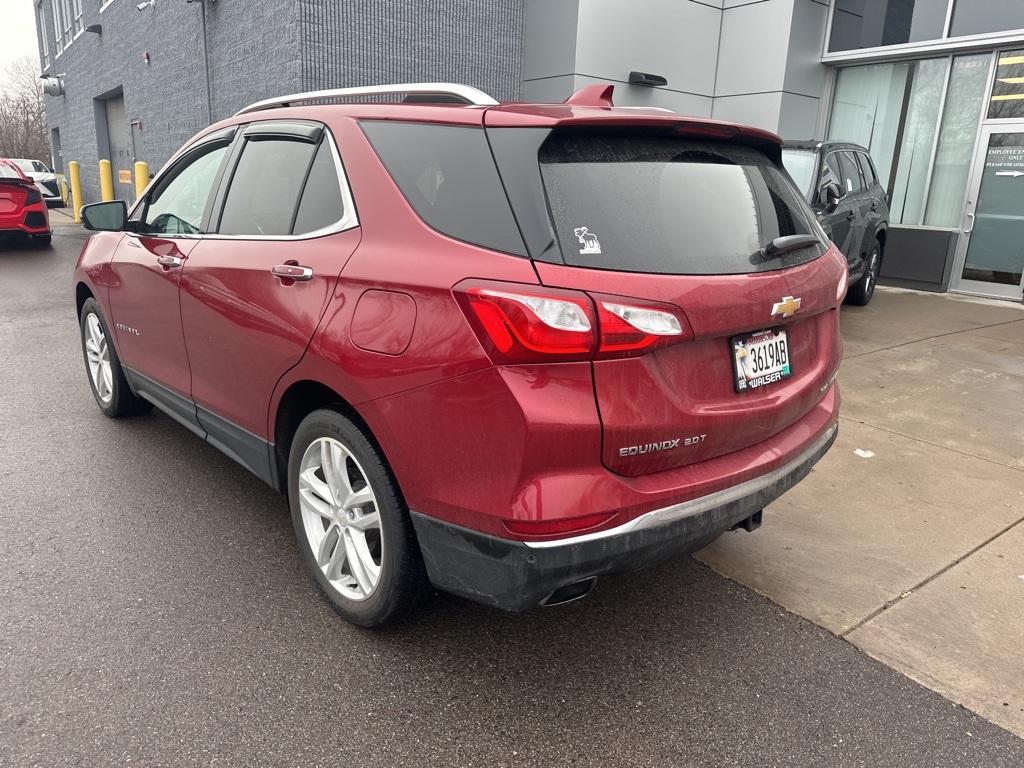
top-left (0, 55), bottom-right (50, 163)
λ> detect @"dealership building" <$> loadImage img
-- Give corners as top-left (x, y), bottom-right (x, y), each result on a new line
top-left (34, 0), bottom-right (1024, 301)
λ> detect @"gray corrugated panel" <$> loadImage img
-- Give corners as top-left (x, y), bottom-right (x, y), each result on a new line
top-left (298, 0), bottom-right (525, 101)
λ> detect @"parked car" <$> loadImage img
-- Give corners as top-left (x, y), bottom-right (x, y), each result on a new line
top-left (782, 140), bottom-right (889, 305)
top-left (9, 158), bottom-right (63, 207)
top-left (0, 158), bottom-right (52, 247)
top-left (74, 83), bottom-right (845, 627)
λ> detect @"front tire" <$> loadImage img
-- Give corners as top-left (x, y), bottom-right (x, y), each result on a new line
top-left (79, 298), bottom-right (152, 417)
top-left (846, 238), bottom-right (881, 306)
top-left (288, 408), bottom-right (428, 628)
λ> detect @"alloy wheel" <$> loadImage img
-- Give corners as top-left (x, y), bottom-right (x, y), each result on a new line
top-left (297, 437), bottom-right (383, 601)
top-left (84, 313), bottom-right (113, 404)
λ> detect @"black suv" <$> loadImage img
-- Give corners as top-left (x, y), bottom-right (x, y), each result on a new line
top-left (782, 141), bottom-right (889, 305)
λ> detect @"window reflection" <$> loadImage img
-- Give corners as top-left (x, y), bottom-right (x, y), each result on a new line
top-left (829, 0), bottom-right (948, 52)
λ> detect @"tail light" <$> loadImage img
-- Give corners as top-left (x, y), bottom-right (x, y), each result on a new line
top-left (24, 186), bottom-right (42, 205)
top-left (455, 281), bottom-right (691, 364)
top-left (461, 287), bottom-right (595, 363)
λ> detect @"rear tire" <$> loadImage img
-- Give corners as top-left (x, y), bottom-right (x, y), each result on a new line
top-left (846, 237), bottom-right (881, 306)
top-left (288, 408), bottom-right (429, 628)
top-left (79, 298), bottom-right (152, 417)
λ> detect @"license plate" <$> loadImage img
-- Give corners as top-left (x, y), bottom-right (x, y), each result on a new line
top-left (731, 327), bottom-right (792, 392)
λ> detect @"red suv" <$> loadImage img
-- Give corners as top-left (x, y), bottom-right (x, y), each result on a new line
top-left (75, 83), bottom-right (844, 627)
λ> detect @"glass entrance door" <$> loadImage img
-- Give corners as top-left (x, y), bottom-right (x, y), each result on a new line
top-left (952, 125), bottom-right (1024, 300)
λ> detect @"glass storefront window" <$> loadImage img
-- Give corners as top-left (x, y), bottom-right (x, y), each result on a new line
top-left (925, 54), bottom-right (990, 226)
top-left (988, 49), bottom-right (1024, 120)
top-left (828, 62), bottom-right (910, 188)
top-left (889, 58), bottom-right (946, 224)
top-left (950, 1), bottom-right (1024, 38)
top-left (828, 54), bottom-right (991, 227)
top-left (829, 0), bottom-right (948, 52)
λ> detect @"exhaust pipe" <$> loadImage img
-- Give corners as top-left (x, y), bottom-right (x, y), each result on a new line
top-left (539, 577), bottom-right (598, 607)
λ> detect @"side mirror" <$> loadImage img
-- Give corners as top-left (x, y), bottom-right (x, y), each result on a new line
top-left (81, 200), bottom-right (128, 231)
top-left (822, 182), bottom-right (844, 214)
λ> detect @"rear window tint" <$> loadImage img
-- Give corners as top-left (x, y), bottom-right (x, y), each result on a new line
top-left (361, 121), bottom-right (526, 256)
top-left (539, 134), bottom-right (823, 275)
top-left (218, 138), bottom-right (316, 236)
top-left (293, 141), bottom-right (345, 235)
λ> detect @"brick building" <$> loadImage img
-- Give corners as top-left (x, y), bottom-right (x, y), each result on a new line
top-left (33, 0), bottom-right (1024, 300)
top-left (33, 0), bottom-right (524, 205)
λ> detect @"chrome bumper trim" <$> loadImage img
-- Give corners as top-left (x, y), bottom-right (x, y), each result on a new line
top-left (523, 425), bottom-right (837, 549)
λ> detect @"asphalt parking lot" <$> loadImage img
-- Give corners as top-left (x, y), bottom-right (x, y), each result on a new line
top-left (2, 214), bottom-right (1023, 767)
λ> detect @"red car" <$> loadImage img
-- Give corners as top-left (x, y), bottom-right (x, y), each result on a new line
top-left (74, 83), bottom-right (845, 627)
top-left (0, 158), bottom-right (51, 246)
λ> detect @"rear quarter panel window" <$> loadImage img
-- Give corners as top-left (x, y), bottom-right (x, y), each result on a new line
top-left (360, 121), bottom-right (526, 256)
top-left (293, 140), bottom-right (345, 235)
top-left (540, 134), bottom-right (823, 275)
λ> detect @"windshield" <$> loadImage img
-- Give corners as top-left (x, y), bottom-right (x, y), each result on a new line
top-left (781, 149), bottom-right (816, 197)
top-left (540, 134), bottom-right (824, 275)
top-left (0, 164), bottom-right (23, 179)
top-left (12, 159), bottom-right (45, 174)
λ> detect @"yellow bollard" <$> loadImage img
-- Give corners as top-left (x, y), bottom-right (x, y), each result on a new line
top-left (68, 161), bottom-right (83, 223)
top-left (134, 161), bottom-right (149, 201)
top-left (98, 159), bottom-right (114, 202)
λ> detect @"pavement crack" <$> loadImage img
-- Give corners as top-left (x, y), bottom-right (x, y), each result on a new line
top-left (842, 317), bottom-right (1024, 360)
top-left (840, 513), bottom-right (1024, 639)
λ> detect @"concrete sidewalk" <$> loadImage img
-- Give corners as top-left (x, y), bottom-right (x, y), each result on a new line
top-left (699, 286), bottom-right (1024, 737)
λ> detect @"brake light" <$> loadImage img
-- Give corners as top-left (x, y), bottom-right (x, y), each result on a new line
top-left (462, 286), bottom-right (595, 363)
top-left (456, 282), bottom-right (692, 364)
top-left (24, 186), bottom-right (42, 205)
top-left (503, 512), bottom-right (615, 537)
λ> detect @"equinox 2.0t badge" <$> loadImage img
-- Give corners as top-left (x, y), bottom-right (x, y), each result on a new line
top-left (771, 296), bottom-right (801, 318)
top-left (619, 435), bottom-right (705, 456)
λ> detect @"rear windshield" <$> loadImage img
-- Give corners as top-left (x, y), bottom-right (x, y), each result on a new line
top-left (781, 149), bottom-right (816, 197)
top-left (540, 134), bottom-right (824, 275)
top-left (0, 164), bottom-right (22, 179)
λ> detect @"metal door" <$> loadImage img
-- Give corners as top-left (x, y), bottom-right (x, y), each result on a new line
top-left (104, 95), bottom-right (133, 202)
top-left (952, 124), bottom-right (1024, 300)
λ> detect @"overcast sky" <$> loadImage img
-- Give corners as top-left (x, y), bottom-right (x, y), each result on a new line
top-left (1, 1), bottom-right (43, 76)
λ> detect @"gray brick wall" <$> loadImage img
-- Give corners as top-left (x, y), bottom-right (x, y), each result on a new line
top-left (39, 0), bottom-right (523, 206)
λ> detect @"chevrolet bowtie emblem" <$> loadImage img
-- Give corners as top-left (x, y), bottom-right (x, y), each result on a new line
top-left (771, 296), bottom-right (801, 318)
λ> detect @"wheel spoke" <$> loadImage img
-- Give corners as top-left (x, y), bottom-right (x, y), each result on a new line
top-left (344, 530), bottom-right (376, 595)
top-left (320, 440), bottom-right (350, 506)
top-left (317, 524), bottom-right (340, 567)
top-left (323, 529), bottom-right (347, 581)
top-left (298, 467), bottom-right (334, 517)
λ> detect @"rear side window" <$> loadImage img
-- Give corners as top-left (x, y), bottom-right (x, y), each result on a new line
top-left (361, 121), bottom-right (526, 256)
top-left (218, 138), bottom-right (316, 236)
top-left (540, 134), bottom-right (823, 275)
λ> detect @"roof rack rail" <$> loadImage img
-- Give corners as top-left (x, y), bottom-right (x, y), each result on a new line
top-left (234, 82), bottom-right (499, 116)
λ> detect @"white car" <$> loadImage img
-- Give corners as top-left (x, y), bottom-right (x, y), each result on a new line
top-left (9, 159), bottom-right (63, 207)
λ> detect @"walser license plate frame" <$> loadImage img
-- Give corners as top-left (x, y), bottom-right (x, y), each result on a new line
top-left (731, 327), bottom-right (792, 392)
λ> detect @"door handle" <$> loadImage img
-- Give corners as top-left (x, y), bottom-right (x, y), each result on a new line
top-left (964, 212), bottom-right (975, 234)
top-left (157, 254), bottom-right (183, 268)
top-left (271, 264), bottom-right (313, 282)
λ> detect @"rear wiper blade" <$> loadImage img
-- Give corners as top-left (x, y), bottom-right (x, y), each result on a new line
top-left (750, 234), bottom-right (821, 264)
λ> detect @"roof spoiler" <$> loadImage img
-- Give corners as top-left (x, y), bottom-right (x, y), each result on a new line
top-left (563, 84), bottom-right (615, 108)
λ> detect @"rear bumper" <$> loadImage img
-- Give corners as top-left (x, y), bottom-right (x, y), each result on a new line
top-left (411, 422), bottom-right (837, 611)
top-left (0, 210), bottom-right (50, 235)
